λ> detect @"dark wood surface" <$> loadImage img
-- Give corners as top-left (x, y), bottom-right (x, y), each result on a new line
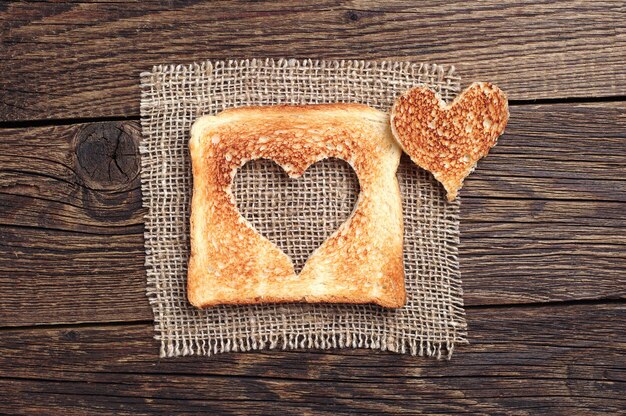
top-left (1, 1), bottom-right (624, 414)
top-left (2, 0), bottom-right (626, 121)
top-left (1, 304), bottom-right (624, 415)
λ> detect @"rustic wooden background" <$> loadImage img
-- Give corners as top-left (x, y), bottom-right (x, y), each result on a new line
top-left (1, 1), bottom-right (625, 414)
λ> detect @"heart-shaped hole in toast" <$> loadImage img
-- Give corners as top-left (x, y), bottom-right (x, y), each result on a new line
top-left (233, 158), bottom-right (360, 274)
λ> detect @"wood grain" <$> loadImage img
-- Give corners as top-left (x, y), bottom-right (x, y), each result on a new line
top-left (0, 102), bottom-right (624, 325)
top-left (0, 303), bottom-right (624, 414)
top-left (1, 0), bottom-right (625, 121)
top-left (0, 121), bottom-right (150, 325)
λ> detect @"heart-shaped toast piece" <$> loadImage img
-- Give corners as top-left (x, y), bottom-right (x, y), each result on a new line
top-left (390, 82), bottom-right (508, 201)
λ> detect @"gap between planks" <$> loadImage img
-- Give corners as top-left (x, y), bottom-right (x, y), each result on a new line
top-left (0, 97), bottom-right (625, 130)
top-left (1, 299), bottom-right (624, 333)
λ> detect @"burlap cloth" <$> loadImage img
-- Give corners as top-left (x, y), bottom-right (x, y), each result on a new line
top-left (140, 59), bottom-right (467, 359)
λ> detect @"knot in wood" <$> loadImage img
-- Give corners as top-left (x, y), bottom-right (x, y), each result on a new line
top-left (73, 122), bottom-right (141, 191)
top-left (346, 10), bottom-right (360, 22)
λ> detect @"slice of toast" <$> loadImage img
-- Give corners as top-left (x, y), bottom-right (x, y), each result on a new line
top-left (390, 82), bottom-right (509, 201)
top-left (188, 104), bottom-right (405, 308)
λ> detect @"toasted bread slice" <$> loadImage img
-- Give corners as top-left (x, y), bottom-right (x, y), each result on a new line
top-left (188, 104), bottom-right (405, 308)
top-left (390, 82), bottom-right (509, 201)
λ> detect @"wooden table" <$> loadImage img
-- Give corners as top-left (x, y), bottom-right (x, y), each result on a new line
top-left (1, 2), bottom-right (625, 414)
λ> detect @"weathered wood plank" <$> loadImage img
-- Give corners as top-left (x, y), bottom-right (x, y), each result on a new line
top-left (0, 304), bottom-right (624, 414)
top-left (461, 200), bottom-right (626, 305)
top-left (1, 1), bottom-right (625, 121)
top-left (0, 103), bottom-right (624, 325)
top-left (0, 226), bottom-right (151, 325)
top-left (0, 122), bottom-right (144, 233)
top-left (464, 102), bottom-right (626, 202)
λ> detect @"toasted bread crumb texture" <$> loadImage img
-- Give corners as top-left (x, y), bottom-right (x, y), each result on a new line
top-left (188, 104), bottom-right (405, 308)
top-left (391, 82), bottom-right (508, 201)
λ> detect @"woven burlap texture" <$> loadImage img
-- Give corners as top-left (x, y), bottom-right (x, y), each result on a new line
top-left (140, 58), bottom-right (467, 359)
